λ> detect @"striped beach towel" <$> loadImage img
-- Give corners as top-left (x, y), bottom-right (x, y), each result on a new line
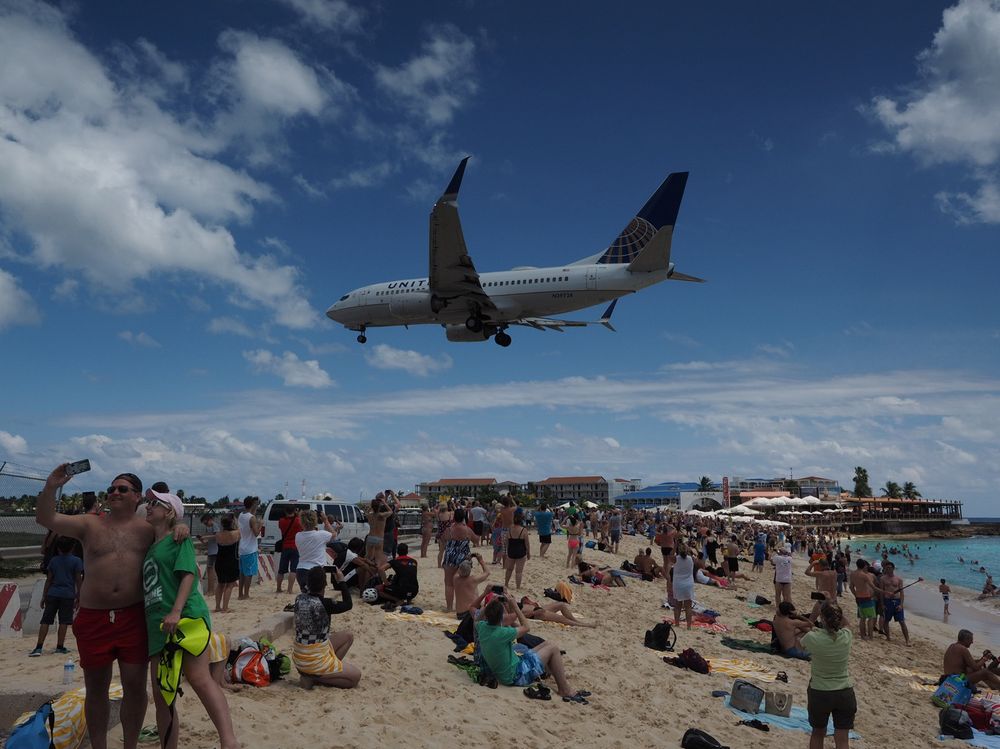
top-left (293, 641), bottom-right (343, 675)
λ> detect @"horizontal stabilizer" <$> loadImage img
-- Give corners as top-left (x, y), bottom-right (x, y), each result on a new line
top-left (668, 271), bottom-right (705, 283)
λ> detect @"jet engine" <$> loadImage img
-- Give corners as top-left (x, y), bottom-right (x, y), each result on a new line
top-left (444, 323), bottom-right (498, 342)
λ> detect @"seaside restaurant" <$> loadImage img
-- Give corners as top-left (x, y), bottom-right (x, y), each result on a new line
top-left (848, 496), bottom-right (963, 522)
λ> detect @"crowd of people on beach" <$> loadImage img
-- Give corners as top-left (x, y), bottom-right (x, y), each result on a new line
top-left (28, 464), bottom-right (997, 749)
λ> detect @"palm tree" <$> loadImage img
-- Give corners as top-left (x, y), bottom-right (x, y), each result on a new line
top-left (852, 466), bottom-right (872, 498)
top-left (698, 476), bottom-right (713, 492)
top-left (902, 482), bottom-right (921, 500)
top-left (881, 481), bottom-right (902, 499)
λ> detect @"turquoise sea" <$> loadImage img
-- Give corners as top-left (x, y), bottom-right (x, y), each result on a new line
top-left (853, 532), bottom-right (1000, 594)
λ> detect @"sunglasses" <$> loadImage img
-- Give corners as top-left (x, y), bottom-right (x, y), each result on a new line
top-left (107, 485), bottom-right (135, 495)
top-left (145, 497), bottom-right (171, 509)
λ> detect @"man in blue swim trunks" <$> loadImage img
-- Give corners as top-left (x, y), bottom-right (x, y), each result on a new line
top-left (880, 562), bottom-right (911, 646)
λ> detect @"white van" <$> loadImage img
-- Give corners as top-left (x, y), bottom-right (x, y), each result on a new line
top-left (261, 497), bottom-right (369, 551)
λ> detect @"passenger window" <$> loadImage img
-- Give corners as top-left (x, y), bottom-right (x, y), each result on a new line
top-left (325, 505), bottom-right (343, 522)
top-left (342, 506), bottom-right (356, 523)
top-left (267, 505), bottom-right (284, 521)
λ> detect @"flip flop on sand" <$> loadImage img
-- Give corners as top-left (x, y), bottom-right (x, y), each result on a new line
top-left (738, 719), bottom-right (769, 732)
top-left (138, 726), bottom-right (159, 744)
top-left (524, 684), bottom-right (552, 700)
top-left (562, 692), bottom-right (589, 705)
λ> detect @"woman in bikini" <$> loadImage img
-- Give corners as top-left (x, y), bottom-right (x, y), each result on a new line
top-left (578, 562), bottom-right (627, 587)
top-left (564, 514), bottom-right (582, 569)
top-left (419, 504), bottom-right (434, 559)
top-left (441, 508), bottom-right (477, 611)
top-left (503, 509), bottom-right (531, 590)
top-left (435, 501), bottom-right (454, 569)
top-left (518, 595), bottom-right (596, 627)
top-left (213, 515), bottom-right (241, 613)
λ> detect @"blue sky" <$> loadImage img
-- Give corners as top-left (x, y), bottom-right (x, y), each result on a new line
top-left (1, 0), bottom-right (998, 512)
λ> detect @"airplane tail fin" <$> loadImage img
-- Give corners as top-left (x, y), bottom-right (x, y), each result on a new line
top-left (596, 171), bottom-right (688, 265)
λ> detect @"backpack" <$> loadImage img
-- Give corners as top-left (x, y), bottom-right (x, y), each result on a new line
top-left (754, 594), bottom-right (771, 605)
top-left (678, 647), bottom-right (710, 674)
top-left (730, 678), bottom-right (765, 713)
top-left (231, 646), bottom-right (272, 687)
top-left (543, 587), bottom-right (566, 603)
top-left (644, 621), bottom-right (676, 652)
top-left (7, 701), bottom-right (55, 749)
top-left (680, 727), bottom-right (729, 749)
top-left (940, 706), bottom-right (974, 740)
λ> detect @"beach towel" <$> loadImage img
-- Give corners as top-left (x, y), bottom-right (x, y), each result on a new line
top-left (10, 683), bottom-right (125, 749)
top-left (385, 610), bottom-right (459, 628)
top-left (878, 664), bottom-right (938, 683)
top-left (727, 701), bottom-right (861, 738)
top-left (966, 728), bottom-right (1000, 748)
top-left (720, 636), bottom-right (775, 654)
top-left (693, 621), bottom-right (730, 633)
top-left (708, 658), bottom-right (779, 682)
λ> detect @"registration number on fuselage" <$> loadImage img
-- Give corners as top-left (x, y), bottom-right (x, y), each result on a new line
top-left (552, 292), bottom-right (574, 299)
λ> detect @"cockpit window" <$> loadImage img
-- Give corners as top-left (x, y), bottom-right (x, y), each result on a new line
top-left (339, 294), bottom-right (350, 301)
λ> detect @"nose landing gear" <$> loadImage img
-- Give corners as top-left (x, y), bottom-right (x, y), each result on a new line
top-left (494, 330), bottom-right (511, 347)
top-left (356, 326), bottom-right (367, 344)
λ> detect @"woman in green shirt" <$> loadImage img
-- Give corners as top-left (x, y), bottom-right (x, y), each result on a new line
top-left (802, 601), bottom-right (855, 749)
top-left (144, 490), bottom-right (241, 749)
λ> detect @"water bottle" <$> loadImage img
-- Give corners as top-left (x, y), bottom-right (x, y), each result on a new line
top-left (63, 659), bottom-right (76, 685)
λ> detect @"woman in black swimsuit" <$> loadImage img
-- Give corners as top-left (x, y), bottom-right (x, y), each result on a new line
top-left (503, 509), bottom-right (531, 590)
top-left (214, 514), bottom-right (241, 613)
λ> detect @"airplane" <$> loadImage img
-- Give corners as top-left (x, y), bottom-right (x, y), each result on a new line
top-left (326, 158), bottom-right (703, 347)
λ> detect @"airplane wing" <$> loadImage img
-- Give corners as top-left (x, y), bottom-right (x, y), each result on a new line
top-left (511, 300), bottom-right (619, 333)
top-left (428, 158), bottom-right (499, 319)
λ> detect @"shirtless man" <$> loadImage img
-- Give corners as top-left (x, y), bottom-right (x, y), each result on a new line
top-left (879, 561), bottom-right (911, 646)
top-left (633, 548), bottom-right (661, 581)
top-left (454, 552), bottom-right (490, 616)
top-left (943, 630), bottom-right (1000, 689)
top-left (849, 559), bottom-right (879, 639)
top-left (772, 602), bottom-right (813, 660)
top-left (366, 494), bottom-right (394, 567)
top-left (805, 557), bottom-right (838, 604)
top-left (36, 465), bottom-right (185, 749)
top-left (656, 523), bottom-right (678, 581)
top-left (723, 535), bottom-right (740, 585)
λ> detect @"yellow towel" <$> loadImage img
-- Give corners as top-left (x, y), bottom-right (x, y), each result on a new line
top-left (293, 641), bottom-right (343, 676)
top-left (878, 664), bottom-right (937, 681)
top-left (707, 657), bottom-right (779, 682)
top-left (12, 682), bottom-right (124, 749)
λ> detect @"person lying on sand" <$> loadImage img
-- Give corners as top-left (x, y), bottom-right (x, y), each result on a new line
top-left (577, 562), bottom-right (626, 587)
top-left (518, 596), bottom-right (597, 628)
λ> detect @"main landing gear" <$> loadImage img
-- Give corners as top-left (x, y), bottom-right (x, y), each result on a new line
top-left (356, 326), bottom-right (367, 344)
top-left (494, 331), bottom-right (511, 347)
top-left (465, 315), bottom-right (483, 333)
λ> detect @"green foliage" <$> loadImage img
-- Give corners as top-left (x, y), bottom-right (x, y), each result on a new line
top-left (902, 482), bottom-right (921, 499)
top-left (852, 467), bottom-right (872, 498)
top-left (698, 476), bottom-right (713, 492)
top-left (881, 481), bottom-right (902, 499)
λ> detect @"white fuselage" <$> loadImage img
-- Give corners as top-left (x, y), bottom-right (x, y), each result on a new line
top-left (326, 261), bottom-right (671, 330)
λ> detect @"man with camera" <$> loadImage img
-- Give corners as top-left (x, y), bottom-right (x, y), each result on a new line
top-left (366, 493), bottom-right (394, 566)
top-left (772, 601), bottom-right (814, 660)
top-left (805, 557), bottom-right (838, 604)
top-left (942, 630), bottom-right (1000, 689)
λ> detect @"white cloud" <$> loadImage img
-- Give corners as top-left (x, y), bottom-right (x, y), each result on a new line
top-left (383, 448), bottom-right (460, 474)
top-left (364, 344), bottom-right (452, 377)
top-left (375, 25), bottom-right (478, 125)
top-left (0, 268), bottom-right (40, 329)
top-left (0, 3), bottom-right (319, 328)
top-left (936, 439), bottom-right (978, 465)
top-left (209, 317), bottom-right (255, 338)
top-left (278, 430), bottom-right (311, 453)
top-left (244, 349), bottom-right (334, 388)
top-left (275, 0), bottom-right (365, 33)
top-left (603, 437), bottom-right (621, 449)
top-left (0, 430), bottom-right (28, 454)
top-left (474, 447), bottom-right (532, 474)
top-left (293, 174), bottom-right (327, 200)
top-left (868, 0), bottom-right (1000, 223)
top-left (118, 330), bottom-right (161, 348)
top-left (330, 161), bottom-right (396, 190)
top-left (52, 278), bottom-right (79, 301)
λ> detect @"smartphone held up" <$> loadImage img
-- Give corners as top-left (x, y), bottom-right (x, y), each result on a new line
top-left (65, 459), bottom-right (91, 477)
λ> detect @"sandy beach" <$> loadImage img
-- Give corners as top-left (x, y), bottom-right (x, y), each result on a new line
top-left (2, 531), bottom-right (991, 748)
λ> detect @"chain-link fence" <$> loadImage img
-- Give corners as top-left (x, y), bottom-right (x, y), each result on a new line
top-left (0, 460), bottom-right (49, 548)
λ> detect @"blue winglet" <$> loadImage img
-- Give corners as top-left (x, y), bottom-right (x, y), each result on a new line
top-left (444, 157), bottom-right (470, 197)
top-left (600, 299), bottom-right (618, 331)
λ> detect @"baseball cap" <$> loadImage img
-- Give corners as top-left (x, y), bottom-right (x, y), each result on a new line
top-left (147, 489), bottom-right (185, 519)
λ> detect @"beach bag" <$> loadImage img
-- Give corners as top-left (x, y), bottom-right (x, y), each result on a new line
top-left (543, 587), bottom-right (566, 603)
top-left (7, 701), bottom-right (55, 749)
top-left (680, 727), bottom-right (729, 749)
top-left (957, 704), bottom-right (991, 731)
top-left (754, 594), bottom-right (771, 605)
top-left (585, 540), bottom-right (597, 549)
top-left (231, 646), bottom-right (271, 687)
top-left (940, 706), bottom-right (974, 740)
top-left (932, 674), bottom-right (971, 708)
top-left (678, 647), bottom-right (710, 674)
top-left (555, 580), bottom-right (573, 604)
top-left (644, 621), bottom-right (676, 652)
top-left (730, 678), bottom-right (765, 713)
top-left (764, 689), bottom-right (793, 717)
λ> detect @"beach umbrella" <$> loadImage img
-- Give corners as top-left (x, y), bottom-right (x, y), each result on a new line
top-left (777, 511), bottom-right (792, 516)
top-left (802, 495), bottom-right (821, 505)
top-left (822, 509), bottom-right (837, 514)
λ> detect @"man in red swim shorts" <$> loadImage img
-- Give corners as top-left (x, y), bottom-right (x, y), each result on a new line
top-left (37, 465), bottom-right (186, 749)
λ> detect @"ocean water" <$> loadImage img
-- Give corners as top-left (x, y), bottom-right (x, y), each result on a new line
top-left (852, 535), bottom-right (1000, 594)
